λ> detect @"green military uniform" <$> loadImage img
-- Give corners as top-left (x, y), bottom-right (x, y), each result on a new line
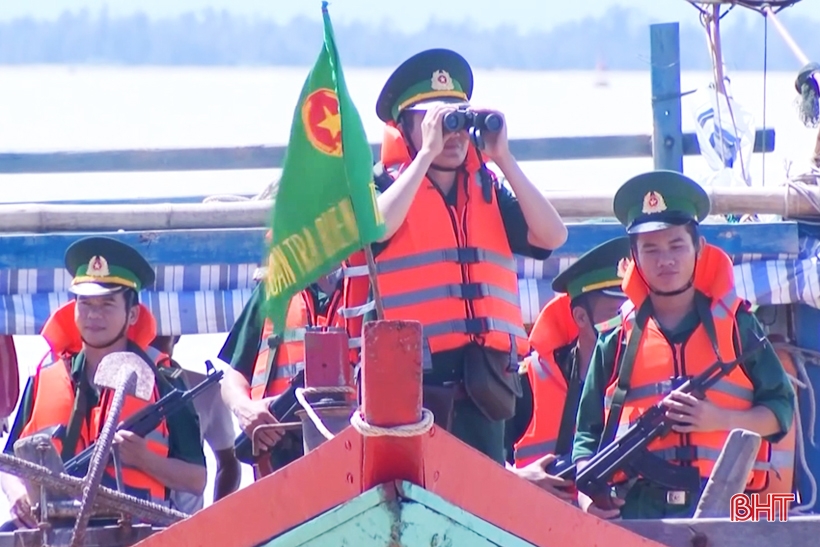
top-left (506, 237), bottom-right (631, 465)
top-left (4, 237), bottom-right (205, 500)
top-left (374, 49), bottom-right (553, 465)
top-left (571, 171), bottom-right (795, 519)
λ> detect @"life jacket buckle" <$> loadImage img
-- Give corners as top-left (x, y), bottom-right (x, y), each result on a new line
top-left (459, 283), bottom-right (486, 300)
top-left (457, 247), bottom-right (480, 264)
top-left (464, 317), bottom-right (490, 335)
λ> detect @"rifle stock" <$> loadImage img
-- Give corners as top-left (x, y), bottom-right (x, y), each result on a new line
top-left (233, 369), bottom-right (305, 465)
top-left (575, 337), bottom-right (767, 510)
top-left (63, 362), bottom-right (223, 477)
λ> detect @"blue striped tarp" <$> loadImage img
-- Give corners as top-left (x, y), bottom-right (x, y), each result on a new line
top-left (1, 238), bottom-right (818, 336)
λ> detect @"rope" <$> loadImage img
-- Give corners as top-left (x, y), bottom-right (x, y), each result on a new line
top-left (294, 386), bottom-right (356, 441)
top-left (350, 408), bottom-right (435, 438)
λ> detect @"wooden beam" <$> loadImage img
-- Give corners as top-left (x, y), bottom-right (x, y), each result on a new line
top-left (0, 184), bottom-right (812, 233)
top-left (693, 429), bottom-right (762, 519)
top-left (618, 516), bottom-right (820, 547)
top-left (651, 22), bottom-right (684, 172)
top-left (0, 222), bottom-right (798, 270)
top-left (0, 130), bottom-right (776, 175)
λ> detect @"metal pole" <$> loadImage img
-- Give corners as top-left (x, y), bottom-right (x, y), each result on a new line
top-left (650, 22), bottom-right (684, 172)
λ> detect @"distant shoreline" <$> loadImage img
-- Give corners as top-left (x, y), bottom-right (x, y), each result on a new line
top-left (0, 7), bottom-right (818, 70)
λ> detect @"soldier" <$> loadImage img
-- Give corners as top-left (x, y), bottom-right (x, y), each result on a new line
top-left (510, 237), bottom-right (630, 469)
top-left (572, 171), bottom-right (795, 519)
top-left (341, 48), bottom-right (567, 465)
top-left (1, 237), bottom-right (205, 528)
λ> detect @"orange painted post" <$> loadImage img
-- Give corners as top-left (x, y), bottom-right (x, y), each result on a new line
top-left (360, 320), bottom-right (425, 490)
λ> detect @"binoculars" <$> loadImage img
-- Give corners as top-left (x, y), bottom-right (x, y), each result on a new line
top-left (443, 107), bottom-right (503, 133)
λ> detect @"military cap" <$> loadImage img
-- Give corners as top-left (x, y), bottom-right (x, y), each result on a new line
top-left (552, 237), bottom-right (632, 302)
top-left (65, 236), bottom-right (155, 297)
top-left (376, 48), bottom-right (473, 123)
top-left (613, 170), bottom-right (710, 235)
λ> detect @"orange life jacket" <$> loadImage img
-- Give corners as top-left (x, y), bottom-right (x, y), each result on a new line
top-left (249, 285), bottom-right (343, 399)
top-left (759, 346), bottom-right (797, 497)
top-left (23, 300), bottom-right (171, 504)
top-left (340, 125), bottom-right (529, 369)
top-left (603, 244), bottom-right (771, 490)
top-left (514, 294), bottom-right (580, 468)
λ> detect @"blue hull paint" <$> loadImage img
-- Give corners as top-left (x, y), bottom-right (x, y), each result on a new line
top-left (261, 481), bottom-right (536, 547)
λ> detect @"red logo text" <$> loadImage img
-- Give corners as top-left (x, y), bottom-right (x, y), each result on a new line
top-left (730, 493), bottom-right (795, 522)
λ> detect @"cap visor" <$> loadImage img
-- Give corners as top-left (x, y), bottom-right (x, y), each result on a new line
top-left (600, 288), bottom-right (627, 298)
top-left (405, 98), bottom-right (469, 111)
top-left (69, 283), bottom-right (126, 297)
top-left (627, 221), bottom-right (679, 235)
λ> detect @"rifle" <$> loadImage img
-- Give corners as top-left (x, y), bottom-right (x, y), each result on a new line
top-left (574, 337), bottom-right (767, 510)
top-left (62, 361), bottom-right (224, 477)
top-left (233, 368), bottom-right (305, 465)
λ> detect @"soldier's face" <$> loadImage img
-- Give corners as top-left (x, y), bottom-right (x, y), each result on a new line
top-left (633, 225), bottom-right (699, 293)
top-left (591, 295), bottom-right (627, 326)
top-left (403, 110), bottom-right (469, 169)
top-left (75, 293), bottom-right (138, 346)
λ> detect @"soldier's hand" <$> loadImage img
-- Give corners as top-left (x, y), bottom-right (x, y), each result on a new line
top-left (577, 491), bottom-right (623, 519)
top-left (235, 398), bottom-right (283, 449)
top-left (510, 454), bottom-right (574, 502)
top-left (662, 391), bottom-right (724, 433)
top-left (114, 430), bottom-right (152, 468)
top-left (9, 490), bottom-right (36, 529)
top-left (418, 104), bottom-right (449, 158)
top-left (470, 107), bottom-right (510, 163)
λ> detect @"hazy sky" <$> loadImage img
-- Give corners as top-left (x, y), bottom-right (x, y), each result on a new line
top-left (1, 0), bottom-right (817, 32)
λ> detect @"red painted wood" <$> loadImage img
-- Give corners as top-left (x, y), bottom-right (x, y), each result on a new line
top-left (303, 327), bottom-right (351, 395)
top-left (360, 320), bottom-right (425, 490)
top-left (422, 431), bottom-right (667, 547)
top-left (0, 335), bottom-right (19, 418)
top-left (133, 428), bottom-right (363, 547)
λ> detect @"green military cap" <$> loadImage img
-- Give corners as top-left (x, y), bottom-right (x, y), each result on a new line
top-left (613, 170), bottom-right (710, 235)
top-left (65, 236), bottom-right (155, 297)
top-left (376, 48), bottom-right (473, 123)
top-left (552, 237), bottom-right (632, 302)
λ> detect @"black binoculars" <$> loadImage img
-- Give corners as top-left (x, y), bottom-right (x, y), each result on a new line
top-left (443, 107), bottom-right (503, 133)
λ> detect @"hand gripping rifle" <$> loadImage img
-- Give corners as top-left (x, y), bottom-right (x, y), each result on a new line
top-left (574, 336), bottom-right (767, 510)
top-left (233, 368), bottom-right (305, 465)
top-left (62, 360), bottom-right (224, 477)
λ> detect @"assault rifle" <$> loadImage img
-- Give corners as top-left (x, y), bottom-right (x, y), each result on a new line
top-left (234, 369), bottom-right (305, 465)
top-left (574, 337), bottom-right (767, 510)
top-left (63, 361), bottom-right (224, 476)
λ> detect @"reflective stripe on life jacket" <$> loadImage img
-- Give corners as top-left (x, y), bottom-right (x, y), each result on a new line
top-left (604, 244), bottom-right (771, 490)
top-left (759, 346), bottom-right (798, 497)
top-left (21, 357), bottom-right (171, 506)
top-left (513, 294), bottom-right (578, 467)
top-left (339, 124), bottom-right (529, 369)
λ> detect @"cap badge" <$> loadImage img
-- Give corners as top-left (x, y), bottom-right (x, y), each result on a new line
top-left (642, 191), bottom-right (667, 214)
top-left (616, 257), bottom-right (631, 278)
top-left (431, 70), bottom-right (454, 91)
top-left (87, 256), bottom-right (110, 277)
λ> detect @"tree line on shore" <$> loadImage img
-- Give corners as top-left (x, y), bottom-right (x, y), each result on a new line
top-left (0, 6), bottom-right (818, 70)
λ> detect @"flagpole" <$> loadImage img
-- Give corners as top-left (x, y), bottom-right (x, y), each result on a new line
top-left (363, 245), bottom-right (385, 320)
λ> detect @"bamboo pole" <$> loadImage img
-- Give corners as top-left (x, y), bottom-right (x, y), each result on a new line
top-left (1, 185), bottom-right (819, 233)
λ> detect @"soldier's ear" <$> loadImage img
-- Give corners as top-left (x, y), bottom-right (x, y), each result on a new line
top-left (127, 303), bottom-right (140, 327)
top-left (571, 305), bottom-right (588, 328)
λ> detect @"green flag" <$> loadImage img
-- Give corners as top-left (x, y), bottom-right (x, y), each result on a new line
top-left (262, 1), bottom-right (385, 333)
